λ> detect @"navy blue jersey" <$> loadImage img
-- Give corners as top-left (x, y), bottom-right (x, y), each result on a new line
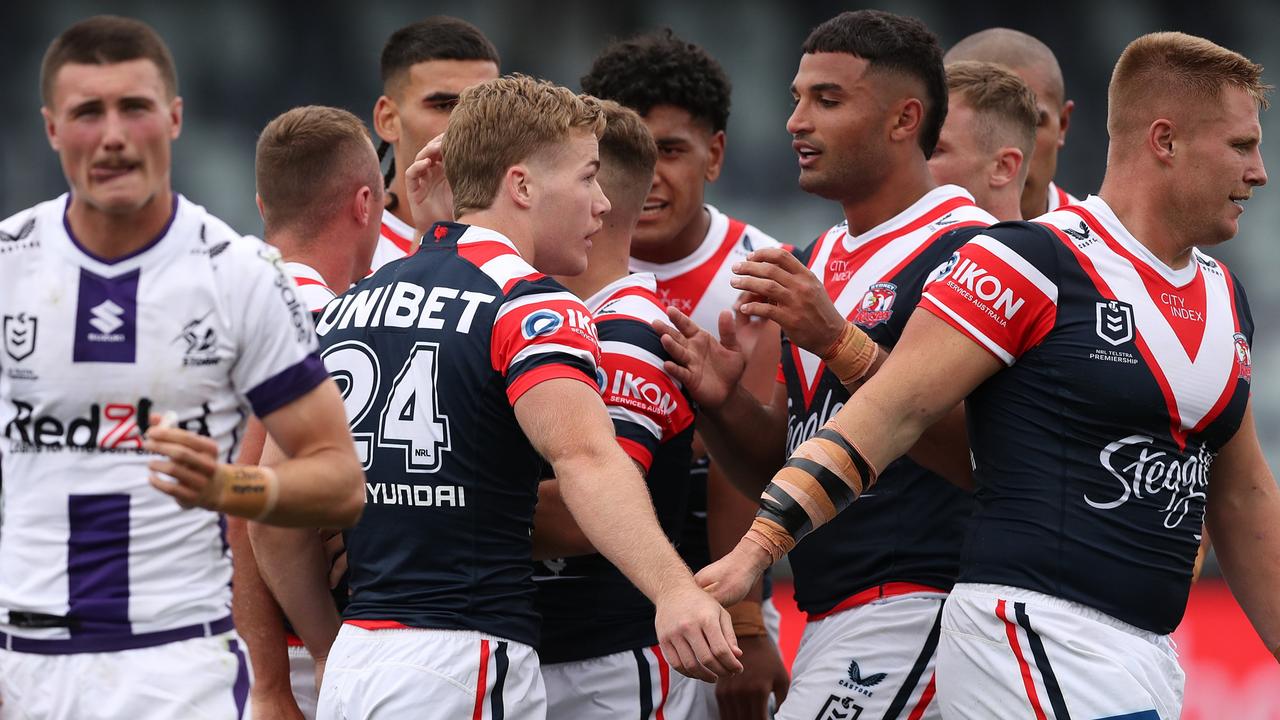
top-left (316, 222), bottom-right (600, 648)
top-left (920, 196), bottom-right (1254, 634)
top-left (535, 274), bottom-right (695, 663)
top-left (781, 186), bottom-right (994, 617)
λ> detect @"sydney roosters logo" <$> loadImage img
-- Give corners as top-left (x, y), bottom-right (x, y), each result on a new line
top-left (851, 283), bottom-right (896, 328)
top-left (1234, 333), bottom-right (1252, 382)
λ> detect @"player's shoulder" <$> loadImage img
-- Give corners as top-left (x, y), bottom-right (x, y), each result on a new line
top-left (592, 274), bottom-right (667, 326)
top-left (180, 197), bottom-right (276, 270)
top-left (0, 196), bottom-right (65, 258)
top-left (446, 223), bottom-right (546, 297)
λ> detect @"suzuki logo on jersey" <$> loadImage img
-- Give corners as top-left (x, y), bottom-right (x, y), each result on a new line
top-left (945, 257), bottom-right (1027, 322)
top-left (1096, 300), bottom-right (1134, 346)
top-left (605, 369), bottom-right (678, 416)
top-left (522, 310), bottom-right (564, 339)
top-left (88, 300), bottom-right (126, 340)
top-left (1234, 332), bottom-right (1252, 381)
top-left (1088, 434), bottom-right (1212, 529)
top-left (3, 313), bottom-right (36, 361)
top-left (851, 282), bottom-right (896, 328)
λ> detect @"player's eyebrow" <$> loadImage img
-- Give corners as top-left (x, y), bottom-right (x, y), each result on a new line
top-left (808, 82), bottom-right (845, 94)
top-left (422, 91), bottom-right (461, 103)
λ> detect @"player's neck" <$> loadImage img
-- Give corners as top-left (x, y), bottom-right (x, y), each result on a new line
top-left (66, 189), bottom-right (175, 261)
top-left (985, 188), bottom-right (1024, 222)
top-left (1020, 177), bottom-right (1051, 221)
top-left (456, 207), bottom-right (535, 261)
top-left (630, 205), bottom-right (711, 265)
top-left (269, 228), bottom-right (357, 292)
top-left (385, 174), bottom-right (419, 243)
top-left (840, 157), bottom-right (935, 236)
top-left (553, 228), bottom-right (632, 301)
top-left (1097, 174), bottom-right (1195, 269)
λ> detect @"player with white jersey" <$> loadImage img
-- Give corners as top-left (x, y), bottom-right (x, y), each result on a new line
top-left (699, 32), bottom-right (1280, 719)
top-left (0, 17), bottom-right (363, 720)
top-left (946, 29), bottom-right (1081, 220)
top-left (370, 16), bottom-right (500, 273)
top-left (658, 12), bottom-right (995, 719)
top-left (532, 101), bottom-right (702, 718)
top-left (582, 32), bottom-right (790, 718)
top-left (225, 106), bottom-right (385, 720)
top-left (255, 76), bottom-right (742, 720)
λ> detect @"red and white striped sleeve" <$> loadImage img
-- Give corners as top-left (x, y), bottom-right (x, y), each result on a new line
top-left (490, 280), bottom-right (602, 406)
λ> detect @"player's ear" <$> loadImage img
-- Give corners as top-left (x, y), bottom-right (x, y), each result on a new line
top-left (353, 186), bottom-right (375, 226)
top-left (168, 96), bottom-right (183, 141)
top-left (890, 97), bottom-right (925, 147)
top-left (507, 165), bottom-right (534, 209)
top-left (42, 106), bottom-right (60, 152)
top-left (990, 147), bottom-right (1023, 189)
top-left (1058, 99), bottom-right (1075, 147)
top-left (254, 193), bottom-right (266, 221)
top-left (373, 96), bottom-right (399, 144)
top-left (1148, 118), bottom-right (1176, 166)
top-left (705, 129), bottom-right (726, 183)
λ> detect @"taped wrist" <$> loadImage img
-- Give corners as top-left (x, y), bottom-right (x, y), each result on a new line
top-left (727, 601), bottom-right (767, 638)
top-left (820, 321), bottom-right (878, 386)
top-left (208, 465), bottom-right (280, 521)
top-left (748, 420), bottom-right (878, 562)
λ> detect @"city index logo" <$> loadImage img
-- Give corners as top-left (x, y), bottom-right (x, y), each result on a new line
top-left (945, 257), bottom-right (1027, 320)
top-left (3, 400), bottom-right (211, 451)
top-left (603, 369), bottom-right (679, 416)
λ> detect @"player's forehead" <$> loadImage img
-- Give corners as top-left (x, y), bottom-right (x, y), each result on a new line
top-left (398, 58), bottom-right (499, 99)
top-left (1005, 62), bottom-right (1061, 108)
top-left (1207, 85), bottom-right (1263, 137)
top-left (48, 58), bottom-right (170, 109)
top-left (791, 52), bottom-right (873, 94)
top-left (941, 98), bottom-right (979, 137)
top-left (641, 104), bottom-right (711, 141)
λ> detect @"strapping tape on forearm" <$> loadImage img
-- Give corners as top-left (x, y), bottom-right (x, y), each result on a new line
top-left (821, 322), bottom-right (879, 386)
top-left (746, 422), bottom-right (878, 562)
top-left (208, 465), bottom-right (280, 521)
top-left (727, 601), bottom-right (767, 638)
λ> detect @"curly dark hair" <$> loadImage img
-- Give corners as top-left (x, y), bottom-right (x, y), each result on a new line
top-left (803, 10), bottom-right (947, 158)
top-left (581, 29), bottom-right (731, 133)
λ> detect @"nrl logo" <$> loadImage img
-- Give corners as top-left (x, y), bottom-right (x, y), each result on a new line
top-left (3, 313), bottom-right (37, 361)
top-left (1095, 300), bottom-right (1134, 346)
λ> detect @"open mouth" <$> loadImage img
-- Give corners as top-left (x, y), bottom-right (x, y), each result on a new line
top-left (640, 200), bottom-right (668, 217)
top-left (794, 141), bottom-right (822, 167)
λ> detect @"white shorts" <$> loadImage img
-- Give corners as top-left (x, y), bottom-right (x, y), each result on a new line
top-left (938, 583), bottom-right (1184, 720)
top-left (289, 643), bottom-right (317, 720)
top-left (542, 645), bottom-right (707, 719)
top-left (316, 624), bottom-right (545, 720)
top-left (777, 592), bottom-right (947, 720)
top-left (0, 631), bottom-right (252, 720)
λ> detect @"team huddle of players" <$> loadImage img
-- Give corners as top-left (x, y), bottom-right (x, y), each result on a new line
top-left (1, 7), bottom-right (1277, 720)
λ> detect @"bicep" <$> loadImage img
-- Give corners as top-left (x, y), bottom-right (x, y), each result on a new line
top-left (514, 378), bottom-right (616, 466)
top-left (1207, 403), bottom-right (1277, 529)
top-left (258, 379), bottom-right (353, 459)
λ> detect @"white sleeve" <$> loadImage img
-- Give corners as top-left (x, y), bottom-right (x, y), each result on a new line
top-left (226, 240), bottom-right (328, 417)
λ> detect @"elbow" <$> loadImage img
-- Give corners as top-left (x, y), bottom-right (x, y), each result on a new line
top-left (332, 459), bottom-right (366, 527)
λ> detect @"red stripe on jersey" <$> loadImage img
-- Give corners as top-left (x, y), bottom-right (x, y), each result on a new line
top-left (457, 240), bottom-right (519, 273)
top-left (292, 276), bottom-right (332, 291)
top-left (653, 218), bottom-right (747, 315)
top-left (906, 673), bottom-right (937, 720)
top-left (380, 222), bottom-right (414, 255)
top-left (473, 639), bottom-right (490, 720)
top-left (919, 240), bottom-right (1057, 362)
top-left (601, 352), bottom-right (693, 438)
top-left (1054, 185), bottom-right (1071, 208)
top-left (617, 436), bottom-right (655, 471)
top-left (1189, 260), bottom-right (1248, 437)
top-left (1047, 224), bottom-right (1188, 447)
top-left (651, 645), bottom-right (671, 720)
top-left (490, 298), bottom-right (600, 375)
top-left (506, 364), bottom-right (598, 406)
top-left (997, 600), bottom-right (1049, 720)
top-left (1064, 206), bottom-right (1209, 360)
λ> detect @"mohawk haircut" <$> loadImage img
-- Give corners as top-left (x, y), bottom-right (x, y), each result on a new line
top-left (581, 29), bottom-right (732, 133)
top-left (802, 10), bottom-right (947, 158)
top-left (380, 16), bottom-right (499, 94)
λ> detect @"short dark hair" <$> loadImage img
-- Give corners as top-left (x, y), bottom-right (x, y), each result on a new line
top-left (41, 15), bottom-right (177, 106)
top-left (580, 29), bottom-right (731, 133)
top-left (256, 106), bottom-right (381, 235)
top-left (802, 10), bottom-right (947, 157)
top-left (597, 99), bottom-right (659, 184)
top-left (380, 16), bottom-right (500, 94)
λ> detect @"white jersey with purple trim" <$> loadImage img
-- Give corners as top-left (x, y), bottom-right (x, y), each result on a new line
top-left (628, 204), bottom-right (783, 341)
top-left (0, 193), bottom-right (327, 653)
top-left (285, 261), bottom-right (338, 313)
top-left (369, 209), bottom-right (416, 274)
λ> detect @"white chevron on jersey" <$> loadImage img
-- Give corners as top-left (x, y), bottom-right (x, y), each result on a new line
top-left (1044, 196), bottom-right (1238, 432)
top-left (370, 210), bottom-right (416, 273)
top-left (793, 185), bottom-right (996, 397)
top-left (628, 205), bottom-right (782, 340)
top-left (284, 261), bottom-right (338, 312)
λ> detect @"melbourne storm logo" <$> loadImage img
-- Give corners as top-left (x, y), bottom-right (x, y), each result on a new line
top-left (4, 313), bottom-right (36, 361)
top-left (173, 311), bottom-right (221, 366)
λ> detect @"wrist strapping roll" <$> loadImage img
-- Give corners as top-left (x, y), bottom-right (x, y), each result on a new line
top-left (746, 420), bottom-right (878, 563)
top-left (206, 465), bottom-right (280, 521)
top-left (820, 321), bottom-right (879, 386)
top-left (728, 601), bottom-right (767, 638)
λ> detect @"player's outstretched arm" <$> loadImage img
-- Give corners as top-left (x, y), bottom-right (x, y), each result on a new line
top-left (146, 379), bottom-right (364, 527)
top-left (515, 377), bottom-right (744, 682)
top-left (696, 310), bottom-right (1001, 605)
top-left (655, 307), bottom-right (789, 495)
top-left (1205, 403), bottom-right (1280, 662)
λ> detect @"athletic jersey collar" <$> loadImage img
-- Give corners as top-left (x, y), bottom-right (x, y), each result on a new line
top-left (381, 208), bottom-right (416, 242)
top-left (1073, 195), bottom-right (1200, 288)
top-left (54, 191), bottom-right (188, 273)
top-left (627, 204), bottom-right (729, 278)
top-left (582, 272), bottom-right (659, 314)
top-left (841, 184), bottom-right (975, 252)
top-left (283, 260), bottom-right (330, 289)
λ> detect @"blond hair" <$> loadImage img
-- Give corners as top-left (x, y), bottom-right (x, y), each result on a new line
top-left (443, 74), bottom-right (607, 216)
top-left (255, 105), bottom-right (381, 235)
top-left (1108, 32), bottom-right (1270, 138)
top-left (946, 61), bottom-right (1039, 159)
